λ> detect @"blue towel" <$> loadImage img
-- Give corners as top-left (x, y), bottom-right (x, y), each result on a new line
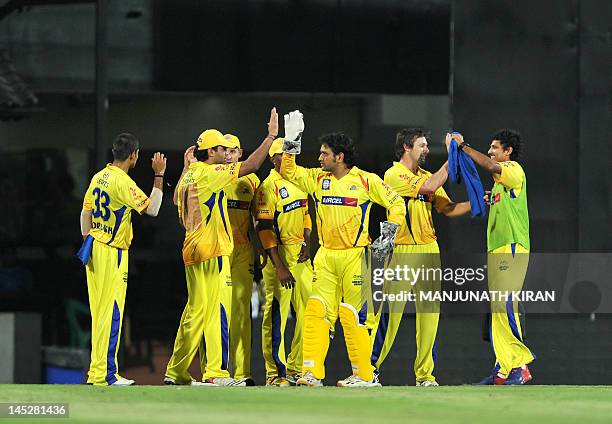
top-left (448, 137), bottom-right (486, 217)
top-left (76, 235), bottom-right (94, 266)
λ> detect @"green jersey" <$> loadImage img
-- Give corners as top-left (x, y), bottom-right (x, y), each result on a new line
top-left (487, 161), bottom-right (530, 252)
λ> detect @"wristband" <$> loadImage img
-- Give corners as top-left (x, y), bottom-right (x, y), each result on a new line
top-left (458, 143), bottom-right (470, 151)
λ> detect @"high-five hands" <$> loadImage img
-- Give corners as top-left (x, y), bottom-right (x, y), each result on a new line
top-left (282, 110), bottom-right (304, 155)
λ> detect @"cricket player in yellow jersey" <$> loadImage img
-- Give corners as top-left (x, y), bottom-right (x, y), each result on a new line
top-left (256, 138), bottom-right (313, 387)
top-left (278, 111), bottom-right (405, 387)
top-left (449, 130), bottom-right (534, 385)
top-left (223, 133), bottom-right (260, 385)
top-left (164, 108), bottom-right (278, 386)
top-left (77, 133), bottom-right (167, 386)
top-left (369, 128), bottom-right (470, 386)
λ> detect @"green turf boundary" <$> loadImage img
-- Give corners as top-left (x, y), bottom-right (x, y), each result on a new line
top-left (1, 385), bottom-right (611, 424)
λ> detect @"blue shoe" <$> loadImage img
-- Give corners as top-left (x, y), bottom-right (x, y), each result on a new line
top-left (504, 365), bottom-right (532, 385)
top-left (477, 373), bottom-right (508, 385)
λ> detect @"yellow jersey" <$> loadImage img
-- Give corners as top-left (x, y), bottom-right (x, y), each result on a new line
top-left (384, 162), bottom-right (451, 245)
top-left (82, 164), bottom-right (150, 250)
top-left (225, 173), bottom-right (260, 246)
top-left (280, 153), bottom-right (405, 249)
top-left (176, 161), bottom-right (241, 265)
top-left (255, 169), bottom-right (310, 245)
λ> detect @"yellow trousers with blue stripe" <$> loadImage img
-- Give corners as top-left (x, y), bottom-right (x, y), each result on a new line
top-left (85, 240), bottom-right (128, 386)
top-left (488, 243), bottom-right (534, 376)
top-left (261, 243), bottom-right (313, 378)
top-left (369, 241), bottom-right (441, 383)
top-left (166, 256), bottom-right (231, 382)
top-left (229, 243), bottom-right (254, 380)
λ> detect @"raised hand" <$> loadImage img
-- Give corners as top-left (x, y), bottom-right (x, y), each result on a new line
top-left (183, 146), bottom-right (196, 168)
top-left (267, 107), bottom-right (279, 138)
top-left (282, 110), bottom-right (304, 155)
top-left (152, 152), bottom-right (167, 175)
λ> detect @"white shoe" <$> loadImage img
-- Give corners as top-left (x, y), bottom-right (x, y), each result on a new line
top-left (337, 374), bottom-right (381, 388)
top-left (296, 371), bottom-right (323, 387)
top-left (164, 377), bottom-right (215, 386)
top-left (416, 380), bottom-right (439, 387)
top-left (204, 377), bottom-right (246, 387)
top-left (110, 377), bottom-right (135, 386)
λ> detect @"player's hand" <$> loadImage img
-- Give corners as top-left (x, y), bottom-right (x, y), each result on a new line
top-left (183, 146), bottom-right (196, 168)
top-left (451, 132), bottom-right (464, 146)
top-left (282, 110), bottom-right (304, 155)
top-left (277, 264), bottom-right (295, 289)
top-left (152, 152), bottom-right (167, 175)
top-left (371, 221), bottom-right (400, 263)
top-left (298, 241), bottom-right (310, 263)
top-left (445, 133), bottom-right (453, 152)
top-left (267, 107), bottom-right (279, 138)
top-left (483, 190), bottom-right (491, 204)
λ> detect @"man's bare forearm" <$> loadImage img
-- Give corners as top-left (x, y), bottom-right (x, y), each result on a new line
top-left (419, 162), bottom-right (449, 194)
top-left (239, 135), bottom-right (275, 177)
top-left (462, 146), bottom-right (501, 174)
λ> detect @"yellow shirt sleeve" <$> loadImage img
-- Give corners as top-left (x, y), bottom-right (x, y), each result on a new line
top-left (433, 186), bottom-right (452, 213)
top-left (384, 166), bottom-right (427, 198)
top-left (303, 204), bottom-right (312, 231)
top-left (119, 179), bottom-right (150, 215)
top-left (82, 180), bottom-right (95, 211)
top-left (255, 182), bottom-right (276, 221)
top-left (493, 161), bottom-right (524, 190)
top-left (367, 172), bottom-right (405, 225)
top-left (207, 162), bottom-right (242, 193)
top-left (280, 153), bottom-right (322, 195)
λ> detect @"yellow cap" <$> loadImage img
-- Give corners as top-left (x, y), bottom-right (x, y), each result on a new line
top-left (223, 133), bottom-right (241, 149)
top-left (269, 138), bottom-right (284, 157)
top-left (196, 129), bottom-right (235, 150)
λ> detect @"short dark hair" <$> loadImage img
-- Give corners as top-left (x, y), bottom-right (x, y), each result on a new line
top-left (112, 133), bottom-right (139, 161)
top-left (320, 132), bottom-right (357, 167)
top-left (491, 129), bottom-right (522, 161)
top-left (395, 128), bottom-right (429, 160)
top-left (194, 144), bottom-right (209, 161)
top-left (194, 145), bottom-right (226, 162)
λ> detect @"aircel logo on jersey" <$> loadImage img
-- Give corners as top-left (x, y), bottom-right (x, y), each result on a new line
top-left (283, 199), bottom-right (307, 212)
top-left (322, 179), bottom-right (331, 190)
top-left (227, 200), bottom-right (251, 210)
top-left (279, 187), bottom-right (289, 199)
top-left (321, 196), bottom-right (358, 206)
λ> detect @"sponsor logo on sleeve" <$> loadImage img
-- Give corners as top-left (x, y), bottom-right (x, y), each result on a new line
top-left (283, 198), bottom-right (308, 213)
top-left (321, 196), bottom-right (357, 206)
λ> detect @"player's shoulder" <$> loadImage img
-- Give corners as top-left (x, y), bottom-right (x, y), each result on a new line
top-left (501, 160), bottom-right (524, 171)
top-left (417, 167), bottom-right (433, 178)
top-left (241, 173), bottom-right (260, 191)
top-left (351, 166), bottom-right (380, 180)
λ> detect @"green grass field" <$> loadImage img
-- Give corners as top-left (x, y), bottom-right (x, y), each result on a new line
top-left (1, 385), bottom-right (611, 424)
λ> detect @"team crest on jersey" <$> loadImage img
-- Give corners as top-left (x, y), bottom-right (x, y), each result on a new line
top-left (279, 187), bottom-right (289, 199)
top-left (322, 179), bottom-right (331, 190)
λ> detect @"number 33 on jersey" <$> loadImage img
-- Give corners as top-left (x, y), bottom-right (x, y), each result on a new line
top-left (83, 164), bottom-right (150, 249)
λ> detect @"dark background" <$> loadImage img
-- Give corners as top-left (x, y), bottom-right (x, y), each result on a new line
top-left (0, 0), bottom-right (610, 385)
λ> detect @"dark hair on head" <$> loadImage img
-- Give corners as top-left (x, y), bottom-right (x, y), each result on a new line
top-left (319, 132), bottom-right (357, 167)
top-left (491, 129), bottom-right (522, 160)
top-left (112, 133), bottom-right (139, 161)
top-left (394, 128), bottom-right (429, 160)
top-left (194, 145), bottom-right (209, 161)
